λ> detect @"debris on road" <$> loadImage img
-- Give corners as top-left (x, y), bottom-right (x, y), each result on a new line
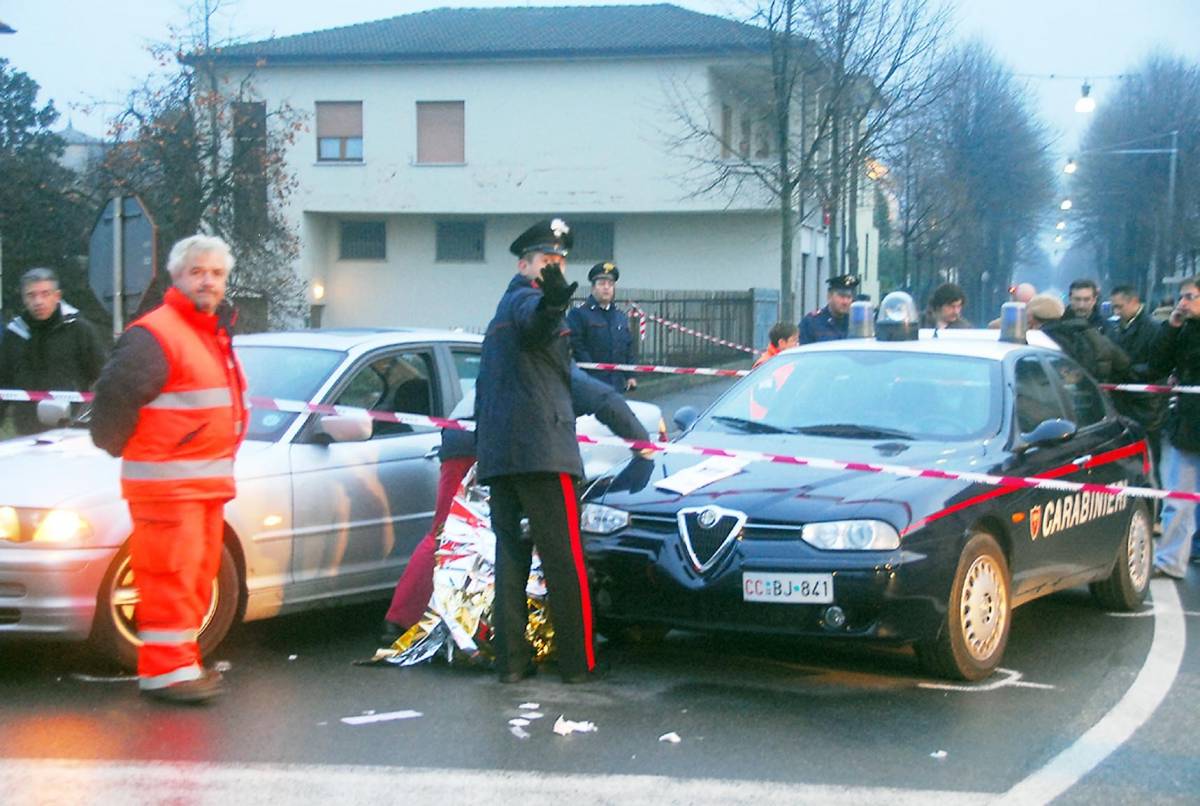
top-left (658, 732), bottom-right (682, 744)
top-left (930, 750), bottom-right (948, 760)
top-left (553, 715), bottom-right (597, 736)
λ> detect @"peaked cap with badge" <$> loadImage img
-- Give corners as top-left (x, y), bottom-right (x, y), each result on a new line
top-left (588, 261), bottom-right (619, 283)
top-left (509, 217), bottom-right (574, 257)
top-left (826, 274), bottom-right (860, 294)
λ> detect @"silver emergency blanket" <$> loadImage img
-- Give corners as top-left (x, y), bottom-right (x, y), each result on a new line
top-left (365, 468), bottom-right (555, 668)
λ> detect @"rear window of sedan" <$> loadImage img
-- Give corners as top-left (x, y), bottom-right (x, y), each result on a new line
top-left (701, 351), bottom-right (1002, 442)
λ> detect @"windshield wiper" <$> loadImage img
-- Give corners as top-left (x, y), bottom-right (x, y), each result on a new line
top-left (710, 415), bottom-right (789, 434)
top-left (792, 423), bottom-right (914, 440)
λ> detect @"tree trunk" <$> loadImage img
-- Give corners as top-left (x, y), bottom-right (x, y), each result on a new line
top-left (846, 118), bottom-right (861, 277)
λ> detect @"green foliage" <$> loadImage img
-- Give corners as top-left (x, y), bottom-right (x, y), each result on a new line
top-left (0, 58), bottom-right (94, 317)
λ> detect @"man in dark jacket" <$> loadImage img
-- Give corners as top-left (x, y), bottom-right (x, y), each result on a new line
top-left (475, 217), bottom-right (601, 684)
top-left (0, 267), bottom-right (107, 434)
top-left (567, 261), bottom-right (637, 393)
top-left (799, 274), bottom-right (859, 344)
top-left (1027, 293), bottom-right (1131, 383)
top-left (1148, 276), bottom-right (1200, 579)
top-left (1109, 285), bottom-right (1167, 477)
top-left (1063, 278), bottom-right (1111, 336)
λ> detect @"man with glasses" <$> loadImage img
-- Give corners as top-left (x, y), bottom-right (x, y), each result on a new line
top-left (1149, 277), bottom-right (1200, 578)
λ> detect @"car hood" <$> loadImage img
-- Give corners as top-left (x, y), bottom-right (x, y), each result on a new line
top-left (592, 431), bottom-right (992, 531)
top-left (0, 429), bottom-right (276, 510)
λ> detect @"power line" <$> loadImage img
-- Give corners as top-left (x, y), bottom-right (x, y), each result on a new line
top-left (1013, 72), bottom-right (1130, 81)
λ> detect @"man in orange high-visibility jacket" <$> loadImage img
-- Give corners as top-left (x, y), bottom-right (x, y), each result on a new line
top-left (91, 234), bottom-right (247, 705)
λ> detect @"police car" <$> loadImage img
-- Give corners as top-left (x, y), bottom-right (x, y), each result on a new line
top-left (580, 294), bottom-right (1154, 680)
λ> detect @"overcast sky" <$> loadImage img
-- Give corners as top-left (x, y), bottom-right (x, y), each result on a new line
top-left (2, 0), bottom-right (1197, 152)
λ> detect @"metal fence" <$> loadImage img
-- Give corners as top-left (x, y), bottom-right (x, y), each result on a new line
top-left (575, 287), bottom-right (761, 368)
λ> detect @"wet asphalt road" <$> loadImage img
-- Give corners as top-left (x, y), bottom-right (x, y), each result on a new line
top-left (1, 377), bottom-right (1198, 802)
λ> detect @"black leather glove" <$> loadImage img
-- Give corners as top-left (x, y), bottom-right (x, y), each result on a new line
top-left (539, 264), bottom-right (577, 308)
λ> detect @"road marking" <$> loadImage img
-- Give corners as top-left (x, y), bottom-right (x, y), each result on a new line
top-left (339, 709), bottom-right (422, 726)
top-left (918, 667), bottom-right (1055, 692)
top-left (0, 758), bottom-right (994, 805)
top-left (1107, 608), bottom-right (1200, 618)
top-left (998, 579), bottom-right (1186, 804)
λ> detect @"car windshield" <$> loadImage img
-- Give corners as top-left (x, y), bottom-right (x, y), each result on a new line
top-left (235, 345), bottom-right (345, 441)
top-left (698, 351), bottom-right (1002, 442)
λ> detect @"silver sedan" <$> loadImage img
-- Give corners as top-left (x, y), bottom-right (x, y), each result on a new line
top-left (0, 328), bottom-right (661, 668)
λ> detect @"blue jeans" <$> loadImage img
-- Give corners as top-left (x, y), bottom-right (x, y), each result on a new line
top-left (1155, 438), bottom-right (1199, 578)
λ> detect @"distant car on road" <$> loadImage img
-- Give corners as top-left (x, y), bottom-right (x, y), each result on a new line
top-left (581, 306), bottom-right (1153, 680)
top-left (0, 328), bottom-right (661, 669)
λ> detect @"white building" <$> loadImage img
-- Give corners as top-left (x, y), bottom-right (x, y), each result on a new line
top-left (213, 4), bottom-right (880, 331)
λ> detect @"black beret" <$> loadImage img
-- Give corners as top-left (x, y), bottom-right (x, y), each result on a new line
top-left (509, 217), bottom-right (573, 257)
top-left (588, 261), bottom-right (619, 283)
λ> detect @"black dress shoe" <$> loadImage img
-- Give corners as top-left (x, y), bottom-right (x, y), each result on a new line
top-left (379, 620), bottom-right (406, 646)
top-left (498, 664), bottom-right (537, 684)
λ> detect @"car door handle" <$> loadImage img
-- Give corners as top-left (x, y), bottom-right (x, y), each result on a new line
top-left (424, 447), bottom-right (440, 460)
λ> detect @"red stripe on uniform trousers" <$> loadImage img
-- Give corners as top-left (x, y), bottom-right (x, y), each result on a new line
top-left (559, 472), bottom-right (595, 671)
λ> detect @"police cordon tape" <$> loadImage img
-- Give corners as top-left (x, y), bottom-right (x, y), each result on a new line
top-left (628, 304), bottom-right (762, 356)
top-left (575, 368), bottom-right (1200, 395)
top-left (3, 387), bottom-right (1198, 505)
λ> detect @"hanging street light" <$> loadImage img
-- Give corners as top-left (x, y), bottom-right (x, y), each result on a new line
top-left (1054, 235), bottom-right (1064, 243)
top-left (1060, 198), bottom-right (1073, 210)
top-left (1075, 81), bottom-right (1095, 114)
top-left (1063, 158), bottom-right (1077, 174)
top-left (1056, 221), bottom-right (1066, 230)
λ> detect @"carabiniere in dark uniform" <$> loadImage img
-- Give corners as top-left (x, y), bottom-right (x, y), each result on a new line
top-left (799, 274), bottom-right (860, 344)
top-left (474, 217), bottom-right (600, 684)
top-left (567, 261), bottom-right (637, 393)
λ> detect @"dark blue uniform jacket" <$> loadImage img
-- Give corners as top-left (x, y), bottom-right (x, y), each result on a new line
top-left (440, 366), bottom-right (651, 461)
top-left (475, 274), bottom-right (584, 482)
top-left (567, 295), bottom-right (636, 391)
top-left (799, 305), bottom-right (847, 344)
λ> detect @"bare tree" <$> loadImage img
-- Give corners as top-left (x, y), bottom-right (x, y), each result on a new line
top-left (883, 43), bottom-right (1054, 319)
top-left (666, 0), bottom-right (951, 322)
top-left (91, 0), bottom-right (308, 329)
top-left (1072, 54), bottom-right (1200, 297)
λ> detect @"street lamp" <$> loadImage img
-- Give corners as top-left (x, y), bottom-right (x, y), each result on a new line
top-left (1056, 221), bottom-right (1066, 230)
top-left (1054, 235), bottom-right (1063, 243)
top-left (1075, 82), bottom-right (1095, 114)
top-left (1060, 198), bottom-right (1073, 211)
top-left (1063, 158), bottom-right (1077, 174)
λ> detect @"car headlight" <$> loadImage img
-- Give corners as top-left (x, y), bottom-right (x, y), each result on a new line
top-left (0, 506), bottom-right (19, 541)
top-left (0, 507), bottom-right (93, 544)
top-left (801, 520), bottom-right (900, 551)
top-left (580, 503), bottom-right (630, 535)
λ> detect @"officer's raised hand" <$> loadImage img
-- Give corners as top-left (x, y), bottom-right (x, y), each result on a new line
top-left (539, 263), bottom-right (578, 308)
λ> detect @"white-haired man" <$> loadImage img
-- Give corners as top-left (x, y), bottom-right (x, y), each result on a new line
top-left (90, 235), bottom-right (247, 704)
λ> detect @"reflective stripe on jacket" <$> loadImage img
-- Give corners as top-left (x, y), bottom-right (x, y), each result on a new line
top-left (120, 288), bottom-right (247, 501)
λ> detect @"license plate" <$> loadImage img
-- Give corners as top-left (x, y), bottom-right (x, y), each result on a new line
top-left (742, 572), bottom-right (834, 604)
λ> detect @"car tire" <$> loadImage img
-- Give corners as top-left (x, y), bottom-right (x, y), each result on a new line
top-left (916, 532), bottom-right (1011, 681)
top-left (1089, 503), bottom-right (1152, 611)
top-left (90, 541), bottom-right (241, 672)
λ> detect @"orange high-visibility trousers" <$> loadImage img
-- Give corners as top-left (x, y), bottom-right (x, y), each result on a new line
top-left (128, 499), bottom-right (226, 690)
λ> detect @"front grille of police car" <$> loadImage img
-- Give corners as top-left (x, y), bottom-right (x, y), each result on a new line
top-left (629, 514), bottom-right (800, 541)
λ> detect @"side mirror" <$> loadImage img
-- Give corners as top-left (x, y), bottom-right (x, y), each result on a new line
top-left (1016, 418), bottom-right (1077, 453)
top-left (36, 399), bottom-right (72, 428)
top-left (317, 411), bottom-right (373, 443)
top-left (673, 405), bottom-right (699, 432)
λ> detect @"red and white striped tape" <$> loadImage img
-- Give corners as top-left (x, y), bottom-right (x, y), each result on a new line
top-left (0, 389), bottom-right (93, 403)
top-left (577, 362), bottom-right (748, 378)
top-left (4, 387), bottom-right (1194, 503)
top-left (575, 433), bottom-right (1200, 505)
top-left (629, 304), bottom-right (761, 355)
top-left (1102, 383), bottom-right (1200, 395)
